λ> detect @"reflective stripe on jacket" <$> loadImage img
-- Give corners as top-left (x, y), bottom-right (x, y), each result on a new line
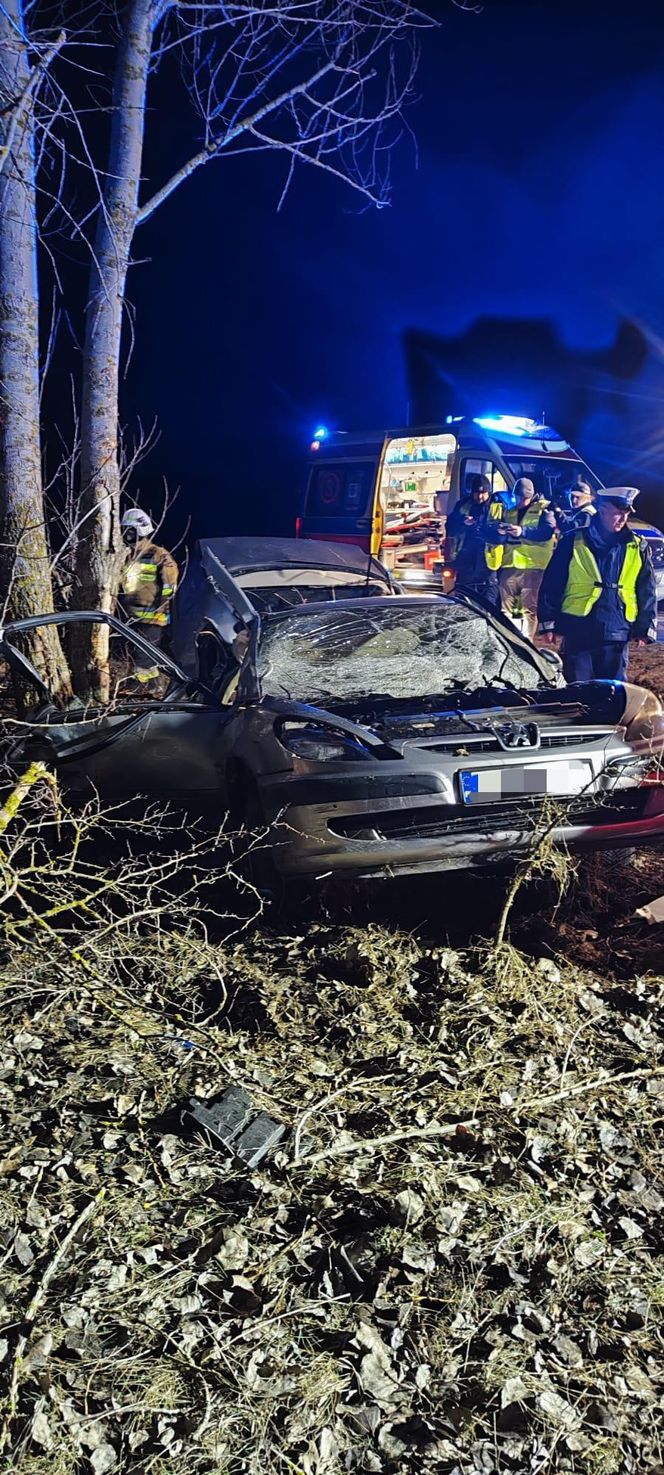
top-left (487, 499), bottom-right (556, 572)
top-left (120, 541), bottom-right (179, 626)
top-left (561, 534), bottom-right (642, 622)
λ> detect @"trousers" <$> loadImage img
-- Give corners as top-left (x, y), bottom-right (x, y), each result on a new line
top-left (499, 568), bottom-right (544, 643)
top-left (131, 623), bottom-right (166, 681)
top-left (562, 641), bottom-right (627, 683)
top-left (455, 572), bottom-right (499, 608)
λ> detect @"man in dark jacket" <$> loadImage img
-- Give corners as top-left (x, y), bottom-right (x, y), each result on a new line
top-left (555, 478), bottom-right (596, 536)
top-left (538, 487), bottom-right (656, 682)
top-left (445, 474), bottom-right (499, 605)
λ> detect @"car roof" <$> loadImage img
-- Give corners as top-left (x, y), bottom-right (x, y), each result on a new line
top-left (264, 593), bottom-right (453, 618)
top-left (198, 536), bottom-right (391, 581)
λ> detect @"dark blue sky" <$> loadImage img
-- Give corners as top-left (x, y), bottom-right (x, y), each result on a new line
top-left (127, 0), bottom-right (664, 534)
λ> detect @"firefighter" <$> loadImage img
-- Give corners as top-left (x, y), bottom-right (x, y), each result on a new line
top-left (555, 478), bottom-right (596, 535)
top-left (538, 487), bottom-right (657, 682)
top-left (485, 477), bottom-right (556, 641)
top-left (445, 474), bottom-right (499, 604)
top-left (119, 509), bottom-right (179, 687)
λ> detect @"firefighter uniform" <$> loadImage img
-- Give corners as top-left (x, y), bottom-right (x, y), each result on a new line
top-left (538, 488), bottom-right (656, 682)
top-left (485, 485), bottom-right (556, 641)
top-left (120, 511), bottom-right (179, 685)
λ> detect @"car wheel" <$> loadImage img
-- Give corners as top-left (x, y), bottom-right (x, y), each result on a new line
top-left (226, 767), bottom-right (281, 901)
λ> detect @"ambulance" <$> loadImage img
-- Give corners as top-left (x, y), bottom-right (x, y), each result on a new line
top-left (297, 415), bottom-right (664, 601)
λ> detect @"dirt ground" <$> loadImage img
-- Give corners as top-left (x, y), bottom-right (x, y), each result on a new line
top-left (627, 640), bottom-right (664, 702)
top-left (0, 647), bottom-right (663, 1475)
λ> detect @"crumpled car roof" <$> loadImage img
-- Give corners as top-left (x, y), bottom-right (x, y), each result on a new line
top-left (198, 536), bottom-right (390, 583)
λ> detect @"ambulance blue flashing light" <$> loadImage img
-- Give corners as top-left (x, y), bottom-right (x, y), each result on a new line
top-left (313, 424), bottom-right (329, 441)
top-left (473, 414), bottom-right (545, 437)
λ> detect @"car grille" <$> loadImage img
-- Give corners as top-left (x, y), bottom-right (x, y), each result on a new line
top-left (422, 729), bottom-right (613, 756)
top-left (328, 788), bottom-right (648, 842)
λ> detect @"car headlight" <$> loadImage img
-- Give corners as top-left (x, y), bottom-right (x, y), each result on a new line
top-left (280, 725), bottom-right (374, 763)
top-left (621, 682), bottom-right (664, 743)
top-left (603, 754), bottom-right (661, 788)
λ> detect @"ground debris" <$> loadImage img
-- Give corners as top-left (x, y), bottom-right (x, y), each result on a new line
top-left (184, 1087), bottom-right (286, 1166)
top-left (0, 790), bottom-right (663, 1472)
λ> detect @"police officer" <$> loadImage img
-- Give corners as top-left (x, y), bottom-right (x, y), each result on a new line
top-left (445, 474), bottom-right (499, 604)
top-left (485, 477), bottom-right (557, 641)
top-left (538, 487), bottom-right (656, 682)
top-left (556, 478), bottom-right (596, 535)
top-left (119, 509), bottom-right (179, 687)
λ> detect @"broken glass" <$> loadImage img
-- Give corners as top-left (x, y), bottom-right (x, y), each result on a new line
top-left (258, 600), bottom-right (551, 704)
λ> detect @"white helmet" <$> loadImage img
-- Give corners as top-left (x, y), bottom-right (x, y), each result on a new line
top-left (121, 507), bottom-right (154, 537)
top-left (596, 487), bottom-right (640, 510)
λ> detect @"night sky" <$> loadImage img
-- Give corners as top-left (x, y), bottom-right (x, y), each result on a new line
top-left (122, 0), bottom-right (664, 538)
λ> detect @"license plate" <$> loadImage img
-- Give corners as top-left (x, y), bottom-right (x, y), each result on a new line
top-left (459, 761), bottom-right (592, 806)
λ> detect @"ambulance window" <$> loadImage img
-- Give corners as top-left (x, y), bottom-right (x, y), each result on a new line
top-left (460, 459), bottom-right (508, 497)
top-left (304, 462), bottom-right (374, 518)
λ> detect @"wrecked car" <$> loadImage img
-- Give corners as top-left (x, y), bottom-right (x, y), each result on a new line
top-left (2, 571), bottom-right (663, 882)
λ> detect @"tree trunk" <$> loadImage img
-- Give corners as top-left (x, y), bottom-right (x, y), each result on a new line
top-left (73, 0), bottom-right (153, 699)
top-left (0, 0), bottom-right (71, 704)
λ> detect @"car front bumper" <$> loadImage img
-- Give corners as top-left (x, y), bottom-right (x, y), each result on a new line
top-left (259, 777), bottom-right (664, 879)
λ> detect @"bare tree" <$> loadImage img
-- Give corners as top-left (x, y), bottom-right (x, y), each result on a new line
top-left (0, 0), bottom-right (71, 701)
top-left (72, 0), bottom-right (429, 696)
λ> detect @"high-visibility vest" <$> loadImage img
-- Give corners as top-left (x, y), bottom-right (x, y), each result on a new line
top-left (484, 502), bottom-right (507, 570)
top-left (486, 499), bottom-right (555, 572)
top-left (561, 534), bottom-right (643, 622)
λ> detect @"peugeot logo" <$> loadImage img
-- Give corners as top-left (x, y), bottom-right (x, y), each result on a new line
top-left (493, 720), bottom-right (541, 751)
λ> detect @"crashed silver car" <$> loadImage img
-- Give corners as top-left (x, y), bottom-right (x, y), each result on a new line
top-left (2, 572), bottom-right (663, 882)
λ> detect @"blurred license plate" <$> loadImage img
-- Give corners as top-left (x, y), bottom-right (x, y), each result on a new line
top-left (460, 761), bottom-right (591, 806)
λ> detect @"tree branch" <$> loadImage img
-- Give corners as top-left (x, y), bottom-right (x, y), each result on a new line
top-left (135, 53), bottom-right (338, 224)
top-left (0, 29), bottom-right (65, 178)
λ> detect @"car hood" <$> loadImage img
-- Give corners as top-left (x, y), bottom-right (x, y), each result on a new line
top-left (265, 680), bottom-right (632, 758)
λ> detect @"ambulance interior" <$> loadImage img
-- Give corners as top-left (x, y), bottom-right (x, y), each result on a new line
top-left (379, 433), bottom-right (457, 582)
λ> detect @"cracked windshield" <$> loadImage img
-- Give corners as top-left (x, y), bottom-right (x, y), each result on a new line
top-left (258, 602), bottom-right (547, 703)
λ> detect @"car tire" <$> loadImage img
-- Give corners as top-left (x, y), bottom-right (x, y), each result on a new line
top-left (226, 767), bottom-right (282, 901)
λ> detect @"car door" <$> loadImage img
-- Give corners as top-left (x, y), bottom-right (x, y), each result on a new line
top-left (1, 612), bottom-right (238, 805)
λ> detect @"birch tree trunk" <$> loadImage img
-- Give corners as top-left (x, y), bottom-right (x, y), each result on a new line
top-left (73, 0), bottom-right (153, 699)
top-left (0, 0), bottom-right (71, 703)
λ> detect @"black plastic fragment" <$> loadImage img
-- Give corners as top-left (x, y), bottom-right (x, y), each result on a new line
top-left (185, 1087), bottom-right (285, 1167)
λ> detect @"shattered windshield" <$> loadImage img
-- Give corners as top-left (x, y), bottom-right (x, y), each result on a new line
top-left (258, 600), bottom-right (549, 703)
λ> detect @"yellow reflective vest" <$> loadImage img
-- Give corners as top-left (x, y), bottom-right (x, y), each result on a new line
top-left (561, 534), bottom-right (643, 623)
top-left (485, 499), bottom-right (555, 572)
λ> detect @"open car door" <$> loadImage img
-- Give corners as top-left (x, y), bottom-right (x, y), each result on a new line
top-left (0, 612), bottom-right (240, 804)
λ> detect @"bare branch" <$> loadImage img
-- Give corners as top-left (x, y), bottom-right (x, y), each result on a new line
top-left (136, 51), bottom-right (339, 224)
top-left (0, 27), bottom-right (65, 177)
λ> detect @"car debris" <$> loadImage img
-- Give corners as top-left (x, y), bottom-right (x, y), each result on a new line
top-left (183, 1086), bottom-right (286, 1167)
top-left (634, 893), bottom-right (664, 924)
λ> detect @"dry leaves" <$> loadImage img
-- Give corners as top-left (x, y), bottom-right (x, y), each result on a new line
top-left (0, 782), bottom-right (662, 1472)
